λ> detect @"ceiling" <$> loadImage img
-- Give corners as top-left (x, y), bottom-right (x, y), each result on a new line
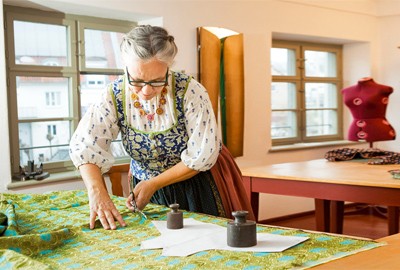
top-left (4, 0), bottom-right (400, 20)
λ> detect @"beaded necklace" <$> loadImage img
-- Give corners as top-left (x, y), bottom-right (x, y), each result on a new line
top-left (130, 87), bottom-right (168, 122)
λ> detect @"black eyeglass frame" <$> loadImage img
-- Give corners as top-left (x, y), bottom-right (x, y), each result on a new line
top-left (126, 67), bottom-right (169, 88)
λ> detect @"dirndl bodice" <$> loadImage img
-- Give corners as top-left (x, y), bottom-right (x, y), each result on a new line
top-left (111, 72), bottom-right (191, 181)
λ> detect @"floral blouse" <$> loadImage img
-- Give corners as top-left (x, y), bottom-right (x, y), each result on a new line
top-left (69, 71), bottom-right (222, 180)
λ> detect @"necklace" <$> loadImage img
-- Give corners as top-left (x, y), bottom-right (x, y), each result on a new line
top-left (131, 87), bottom-right (167, 122)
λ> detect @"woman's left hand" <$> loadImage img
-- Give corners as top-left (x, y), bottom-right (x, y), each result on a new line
top-left (131, 180), bottom-right (157, 210)
top-left (125, 162), bottom-right (198, 211)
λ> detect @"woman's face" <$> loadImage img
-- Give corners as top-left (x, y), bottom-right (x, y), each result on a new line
top-left (126, 59), bottom-right (169, 101)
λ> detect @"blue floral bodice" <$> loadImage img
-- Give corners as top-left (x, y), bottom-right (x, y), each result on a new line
top-left (111, 72), bottom-right (191, 180)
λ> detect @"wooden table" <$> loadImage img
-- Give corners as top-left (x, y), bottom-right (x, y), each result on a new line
top-left (241, 159), bottom-right (400, 235)
top-left (313, 233), bottom-right (400, 269)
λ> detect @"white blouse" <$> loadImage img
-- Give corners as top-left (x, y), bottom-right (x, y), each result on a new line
top-left (69, 72), bottom-right (222, 175)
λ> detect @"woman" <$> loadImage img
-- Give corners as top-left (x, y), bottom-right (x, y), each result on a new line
top-left (69, 25), bottom-right (254, 230)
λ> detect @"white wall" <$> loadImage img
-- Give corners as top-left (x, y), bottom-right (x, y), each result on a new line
top-left (377, 15), bottom-right (400, 153)
top-left (0, 0), bottom-right (12, 191)
top-left (2, 0), bottom-right (399, 219)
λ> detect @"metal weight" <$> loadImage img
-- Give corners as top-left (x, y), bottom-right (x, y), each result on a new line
top-left (167, 203), bottom-right (183, 229)
top-left (227, 210), bottom-right (257, 247)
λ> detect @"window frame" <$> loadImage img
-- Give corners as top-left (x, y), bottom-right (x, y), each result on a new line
top-left (5, 6), bottom-right (133, 175)
top-left (76, 21), bottom-right (132, 73)
top-left (271, 40), bottom-right (343, 146)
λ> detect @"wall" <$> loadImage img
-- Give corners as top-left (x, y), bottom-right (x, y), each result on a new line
top-left (0, 0), bottom-right (12, 191)
top-left (378, 15), bottom-right (400, 153)
top-left (1, 0), bottom-right (399, 220)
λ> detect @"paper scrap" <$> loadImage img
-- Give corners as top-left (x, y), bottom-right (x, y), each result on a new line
top-left (141, 218), bottom-right (309, 257)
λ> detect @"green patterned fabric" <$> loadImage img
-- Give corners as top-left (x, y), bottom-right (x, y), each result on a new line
top-left (0, 190), bottom-right (384, 269)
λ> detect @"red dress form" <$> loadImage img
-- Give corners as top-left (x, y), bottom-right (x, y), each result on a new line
top-left (342, 77), bottom-right (396, 143)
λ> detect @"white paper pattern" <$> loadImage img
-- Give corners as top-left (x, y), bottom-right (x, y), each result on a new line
top-left (141, 218), bottom-right (309, 257)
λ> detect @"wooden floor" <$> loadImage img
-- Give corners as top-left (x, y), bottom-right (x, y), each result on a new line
top-left (266, 204), bottom-right (391, 240)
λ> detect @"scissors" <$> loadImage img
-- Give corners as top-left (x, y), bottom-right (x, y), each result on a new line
top-left (130, 191), bottom-right (147, 220)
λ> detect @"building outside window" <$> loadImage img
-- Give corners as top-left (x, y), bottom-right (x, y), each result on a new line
top-left (45, 92), bottom-right (61, 107)
top-left (270, 40), bottom-right (343, 146)
top-left (5, 6), bottom-right (133, 175)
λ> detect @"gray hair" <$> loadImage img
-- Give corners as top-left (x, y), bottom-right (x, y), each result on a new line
top-left (120, 25), bottom-right (178, 66)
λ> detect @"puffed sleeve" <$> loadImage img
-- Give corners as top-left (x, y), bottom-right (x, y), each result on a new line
top-left (69, 85), bottom-right (120, 174)
top-left (181, 79), bottom-right (222, 171)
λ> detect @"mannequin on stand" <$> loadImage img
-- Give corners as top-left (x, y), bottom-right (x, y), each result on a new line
top-left (340, 77), bottom-right (396, 218)
top-left (342, 77), bottom-right (396, 147)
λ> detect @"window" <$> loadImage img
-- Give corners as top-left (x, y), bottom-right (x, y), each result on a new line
top-left (47, 125), bottom-right (57, 136)
top-left (46, 92), bottom-right (61, 106)
top-left (270, 40), bottom-right (343, 145)
top-left (5, 6), bottom-right (133, 175)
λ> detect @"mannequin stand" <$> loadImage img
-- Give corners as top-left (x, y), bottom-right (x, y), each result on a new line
top-left (344, 141), bottom-right (388, 219)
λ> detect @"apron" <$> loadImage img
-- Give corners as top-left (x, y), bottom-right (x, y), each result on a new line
top-left (110, 72), bottom-right (224, 216)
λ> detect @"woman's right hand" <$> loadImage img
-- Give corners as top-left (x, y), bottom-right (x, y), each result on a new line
top-left (79, 163), bottom-right (126, 230)
top-left (87, 189), bottom-right (126, 230)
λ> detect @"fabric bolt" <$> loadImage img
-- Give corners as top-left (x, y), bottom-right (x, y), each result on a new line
top-left (0, 213), bottom-right (7, 235)
top-left (325, 147), bottom-right (400, 164)
top-left (342, 78), bottom-right (396, 142)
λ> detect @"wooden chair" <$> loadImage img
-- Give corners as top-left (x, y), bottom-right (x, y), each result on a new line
top-left (103, 164), bottom-right (130, 197)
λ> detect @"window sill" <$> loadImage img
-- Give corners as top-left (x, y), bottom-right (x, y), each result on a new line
top-left (7, 170), bottom-right (82, 190)
top-left (269, 140), bottom-right (367, 152)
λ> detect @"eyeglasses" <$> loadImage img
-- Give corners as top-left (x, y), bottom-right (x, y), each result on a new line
top-left (126, 67), bottom-right (169, 88)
